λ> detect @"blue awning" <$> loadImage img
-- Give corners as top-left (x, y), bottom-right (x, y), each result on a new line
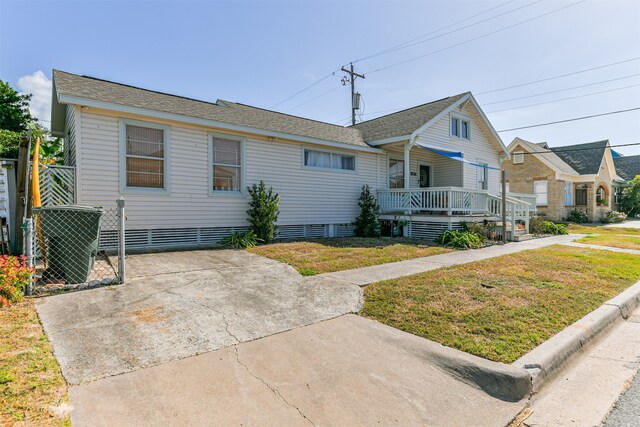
top-left (416, 142), bottom-right (501, 171)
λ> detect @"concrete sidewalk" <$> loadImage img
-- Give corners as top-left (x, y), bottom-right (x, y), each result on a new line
top-left (522, 306), bottom-right (640, 426)
top-left (562, 241), bottom-right (640, 255)
top-left (314, 234), bottom-right (581, 286)
top-left (68, 315), bottom-right (525, 427)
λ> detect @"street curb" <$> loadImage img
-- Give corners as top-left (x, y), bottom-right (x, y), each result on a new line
top-left (512, 279), bottom-right (640, 391)
top-left (395, 279), bottom-right (640, 403)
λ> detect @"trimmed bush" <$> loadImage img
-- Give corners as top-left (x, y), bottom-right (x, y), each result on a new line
top-left (529, 216), bottom-right (545, 235)
top-left (247, 181), bottom-right (280, 244)
top-left (567, 209), bottom-right (589, 224)
top-left (601, 211), bottom-right (627, 224)
top-left (542, 221), bottom-right (568, 235)
top-left (353, 184), bottom-right (381, 238)
top-left (435, 230), bottom-right (483, 249)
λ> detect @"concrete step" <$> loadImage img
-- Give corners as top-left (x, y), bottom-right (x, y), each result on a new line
top-left (515, 234), bottom-right (534, 242)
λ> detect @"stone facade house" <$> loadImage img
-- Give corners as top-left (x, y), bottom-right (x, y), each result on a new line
top-left (503, 138), bottom-right (625, 222)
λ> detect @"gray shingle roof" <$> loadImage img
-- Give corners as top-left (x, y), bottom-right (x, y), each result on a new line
top-left (614, 155), bottom-right (640, 181)
top-left (350, 93), bottom-right (468, 141)
top-left (52, 70), bottom-right (368, 148)
top-left (550, 140), bottom-right (609, 175)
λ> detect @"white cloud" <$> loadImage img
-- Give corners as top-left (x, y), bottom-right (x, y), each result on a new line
top-left (17, 71), bottom-right (52, 128)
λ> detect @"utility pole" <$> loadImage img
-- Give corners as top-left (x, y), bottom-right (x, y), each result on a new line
top-left (341, 62), bottom-right (365, 125)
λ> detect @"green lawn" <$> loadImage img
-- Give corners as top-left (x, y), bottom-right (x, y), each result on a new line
top-left (360, 246), bottom-right (640, 364)
top-left (249, 237), bottom-right (452, 276)
top-left (568, 224), bottom-right (640, 236)
top-left (1, 300), bottom-right (70, 426)
top-left (576, 234), bottom-right (640, 251)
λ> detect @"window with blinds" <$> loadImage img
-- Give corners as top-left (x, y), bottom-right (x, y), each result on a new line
top-left (125, 125), bottom-right (166, 189)
top-left (211, 136), bottom-right (242, 192)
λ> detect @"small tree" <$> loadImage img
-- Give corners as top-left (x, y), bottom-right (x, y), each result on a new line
top-left (353, 184), bottom-right (381, 237)
top-left (621, 176), bottom-right (640, 217)
top-left (247, 181), bottom-right (280, 243)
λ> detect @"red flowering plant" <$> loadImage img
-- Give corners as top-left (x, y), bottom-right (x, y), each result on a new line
top-left (0, 255), bottom-right (34, 307)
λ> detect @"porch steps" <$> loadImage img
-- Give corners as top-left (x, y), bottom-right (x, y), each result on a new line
top-left (514, 233), bottom-right (534, 242)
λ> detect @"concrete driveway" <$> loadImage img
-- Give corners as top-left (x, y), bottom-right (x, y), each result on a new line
top-left (36, 249), bottom-right (362, 384)
top-left (68, 315), bottom-right (525, 427)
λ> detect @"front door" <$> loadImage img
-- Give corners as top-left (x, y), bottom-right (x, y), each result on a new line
top-left (419, 164), bottom-right (431, 188)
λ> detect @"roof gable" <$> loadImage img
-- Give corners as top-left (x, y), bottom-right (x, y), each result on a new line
top-left (614, 155), bottom-right (640, 181)
top-left (508, 137), bottom-right (579, 175)
top-left (350, 93), bottom-right (468, 142)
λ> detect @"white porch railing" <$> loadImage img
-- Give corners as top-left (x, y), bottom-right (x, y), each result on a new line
top-left (377, 186), bottom-right (534, 234)
top-left (506, 192), bottom-right (538, 213)
top-left (377, 187), bottom-right (492, 215)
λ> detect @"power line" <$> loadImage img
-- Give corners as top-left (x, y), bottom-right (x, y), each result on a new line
top-left (353, 0), bottom-right (538, 63)
top-left (270, 68), bottom-right (341, 108)
top-left (477, 56), bottom-right (640, 95)
top-left (339, 60), bottom-right (640, 122)
top-left (497, 107), bottom-right (640, 132)
top-left (483, 73), bottom-right (640, 106)
top-left (279, 1), bottom-right (520, 111)
top-left (286, 86), bottom-right (342, 112)
top-left (486, 83), bottom-right (640, 114)
top-left (363, 0), bottom-right (587, 75)
top-left (517, 142), bottom-right (640, 155)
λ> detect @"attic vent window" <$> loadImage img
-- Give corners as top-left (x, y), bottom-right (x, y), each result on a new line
top-left (451, 116), bottom-right (470, 140)
top-left (512, 151), bottom-right (524, 164)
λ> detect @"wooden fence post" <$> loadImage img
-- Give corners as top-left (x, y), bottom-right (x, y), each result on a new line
top-left (14, 136), bottom-right (31, 253)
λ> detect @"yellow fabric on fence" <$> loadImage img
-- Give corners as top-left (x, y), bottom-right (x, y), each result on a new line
top-left (32, 138), bottom-right (47, 266)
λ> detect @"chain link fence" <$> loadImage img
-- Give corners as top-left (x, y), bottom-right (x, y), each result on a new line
top-left (25, 199), bottom-right (125, 294)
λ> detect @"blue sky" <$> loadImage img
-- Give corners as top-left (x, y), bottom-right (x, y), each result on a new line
top-left (1, 0), bottom-right (639, 155)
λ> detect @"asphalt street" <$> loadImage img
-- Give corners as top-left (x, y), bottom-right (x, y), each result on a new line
top-left (604, 370), bottom-right (640, 426)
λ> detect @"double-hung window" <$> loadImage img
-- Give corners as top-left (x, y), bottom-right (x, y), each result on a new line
top-left (478, 163), bottom-right (489, 190)
top-left (389, 158), bottom-right (405, 189)
top-left (210, 134), bottom-right (243, 192)
top-left (534, 180), bottom-right (548, 206)
top-left (122, 121), bottom-right (169, 191)
top-left (564, 182), bottom-right (574, 206)
top-left (303, 149), bottom-right (355, 171)
top-left (451, 117), bottom-right (460, 137)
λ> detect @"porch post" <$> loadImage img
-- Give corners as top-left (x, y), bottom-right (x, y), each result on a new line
top-left (403, 142), bottom-right (411, 189)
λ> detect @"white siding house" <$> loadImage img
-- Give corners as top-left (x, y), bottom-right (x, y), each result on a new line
top-left (50, 70), bottom-right (531, 248)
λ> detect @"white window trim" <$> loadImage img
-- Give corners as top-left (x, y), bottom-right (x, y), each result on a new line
top-left (208, 131), bottom-right (247, 197)
top-left (534, 180), bottom-right (548, 206)
top-left (512, 151), bottom-right (524, 164)
top-left (450, 113), bottom-right (471, 140)
top-left (119, 118), bottom-right (171, 195)
top-left (564, 181), bottom-right (574, 206)
top-left (477, 159), bottom-right (489, 190)
top-left (301, 147), bottom-right (357, 174)
top-left (388, 154), bottom-right (405, 189)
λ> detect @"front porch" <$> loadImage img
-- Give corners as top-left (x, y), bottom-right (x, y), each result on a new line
top-left (377, 186), bottom-right (536, 240)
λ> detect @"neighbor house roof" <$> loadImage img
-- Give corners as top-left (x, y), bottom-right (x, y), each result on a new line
top-left (614, 155), bottom-right (640, 181)
top-left (350, 93), bottom-right (468, 141)
top-left (51, 70), bottom-right (368, 148)
top-left (550, 140), bottom-right (609, 175)
top-left (509, 138), bottom-right (579, 175)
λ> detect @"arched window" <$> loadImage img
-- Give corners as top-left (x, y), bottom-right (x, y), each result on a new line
top-left (596, 186), bottom-right (607, 205)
